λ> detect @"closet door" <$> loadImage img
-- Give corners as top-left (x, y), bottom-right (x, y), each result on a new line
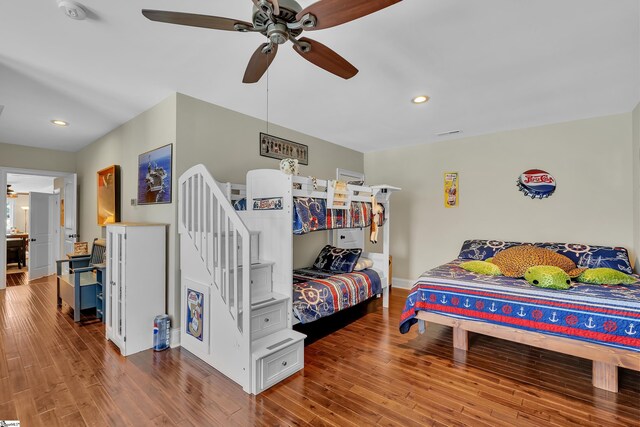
top-left (107, 227), bottom-right (126, 352)
top-left (114, 229), bottom-right (126, 351)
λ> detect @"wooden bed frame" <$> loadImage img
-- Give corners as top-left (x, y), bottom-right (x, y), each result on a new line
top-left (416, 311), bottom-right (640, 393)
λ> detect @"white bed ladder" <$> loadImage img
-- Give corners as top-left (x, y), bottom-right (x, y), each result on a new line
top-left (178, 164), bottom-right (304, 394)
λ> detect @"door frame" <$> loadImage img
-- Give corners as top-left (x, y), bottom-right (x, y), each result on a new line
top-left (1, 167), bottom-right (74, 289)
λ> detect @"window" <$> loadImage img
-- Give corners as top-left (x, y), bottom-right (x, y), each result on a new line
top-left (6, 198), bottom-right (15, 233)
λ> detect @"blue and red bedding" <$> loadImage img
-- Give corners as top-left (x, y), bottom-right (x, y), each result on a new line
top-left (293, 197), bottom-right (383, 235)
top-left (400, 260), bottom-right (640, 352)
top-left (293, 268), bottom-right (382, 324)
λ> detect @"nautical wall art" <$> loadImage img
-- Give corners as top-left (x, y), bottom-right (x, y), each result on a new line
top-left (138, 144), bottom-right (172, 205)
top-left (517, 169), bottom-right (556, 199)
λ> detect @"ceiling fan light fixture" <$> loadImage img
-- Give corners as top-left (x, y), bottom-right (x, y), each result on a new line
top-left (412, 95), bottom-right (430, 104)
top-left (50, 119), bottom-right (69, 127)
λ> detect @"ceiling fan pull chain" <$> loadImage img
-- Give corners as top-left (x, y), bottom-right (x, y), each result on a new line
top-left (266, 65), bottom-right (270, 135)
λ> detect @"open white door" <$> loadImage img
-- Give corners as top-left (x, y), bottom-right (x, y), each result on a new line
top-left (29, 192), bottom-right (52, 280)
top-left (63, 174), bottom-right (78, 257)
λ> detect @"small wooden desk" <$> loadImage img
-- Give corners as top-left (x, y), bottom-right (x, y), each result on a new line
top-left (6, 233), bottom-right (29, 250)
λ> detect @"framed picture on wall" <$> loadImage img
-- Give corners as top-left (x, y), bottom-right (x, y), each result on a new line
top-left (97, 165), bottom-right (121, 225)
top-left (138, 144), bottom-right (173, 205)
top-left (259, 132), bottom-right (309, 165)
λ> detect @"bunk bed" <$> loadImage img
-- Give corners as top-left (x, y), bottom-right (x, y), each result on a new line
top-left (228, 180), bottom-right (391, 324)
top-left (230, 170), bottom-right (398, 324)
top-left (178, 165), bottom-right (398, 394)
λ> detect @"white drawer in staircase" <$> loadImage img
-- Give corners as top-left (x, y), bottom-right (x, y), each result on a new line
top-left (251, 299), bottom-right (286, 340)
top-left (260, 341), bottom-right (304, 390)
top-left (259, 339), bottom-right (304, 392)
top-left (251, 329), bottom-right (306, 394)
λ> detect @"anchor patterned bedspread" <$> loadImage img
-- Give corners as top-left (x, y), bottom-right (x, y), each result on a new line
top-left (292, 268), bottom-right (382, 324)
top-left (399, 260), bottom-right (640, 352)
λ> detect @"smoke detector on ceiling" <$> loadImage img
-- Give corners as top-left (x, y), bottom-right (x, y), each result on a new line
top-left (58, 0), bottom-right (86, 20)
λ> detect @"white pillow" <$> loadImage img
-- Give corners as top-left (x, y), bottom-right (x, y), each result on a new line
top-left (353, 257), bottom-right (373, 271)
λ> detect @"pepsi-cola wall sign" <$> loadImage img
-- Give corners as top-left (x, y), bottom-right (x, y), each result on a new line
top-left (517, 169), bottom-right (556, 199)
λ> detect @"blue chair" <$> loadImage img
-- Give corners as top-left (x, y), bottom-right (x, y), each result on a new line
top-left (56, 239), bottom-right (106, 322)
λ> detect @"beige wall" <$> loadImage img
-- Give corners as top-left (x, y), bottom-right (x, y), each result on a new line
top-left (176, 93), bottom-right (364, 270)
top-left (76, 94), bottom-right (178, 320)
top-left (633, 102), bottom-right (640, 271)
top-left (365, 113), bottom-right (635, 281)
top-left (0, 142), bottom-right (76, 172)
top-left (74, 92), bottom-right (363, 327)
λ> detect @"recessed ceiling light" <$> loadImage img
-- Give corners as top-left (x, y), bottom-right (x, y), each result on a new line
top-left (412, 95), bottom-right (430, 104)
top-left (50, 119), bottom-right (69, 127)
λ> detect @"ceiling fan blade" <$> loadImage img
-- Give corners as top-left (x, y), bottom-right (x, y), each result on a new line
top-left (293, 37), bottom-right (358, 79)
top-left (297, 0), bottom-right (401, 31)
top-left (142, 10), bottom-right (252, 31)
top-left (243, 43), bottom-right (278, 83)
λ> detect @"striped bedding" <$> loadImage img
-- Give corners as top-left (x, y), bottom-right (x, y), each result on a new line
top-left (293, 268), bottom-right (382, 324)
top-left (400, 260), bottom-right (640, 352)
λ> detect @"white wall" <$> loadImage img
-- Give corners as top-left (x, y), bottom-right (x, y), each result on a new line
top-left (365, 113), bottom-right (635, 281)
top-left (12, 194), bottom-right (29, 233)
top-left (633, 102), bottom-right (640, 271)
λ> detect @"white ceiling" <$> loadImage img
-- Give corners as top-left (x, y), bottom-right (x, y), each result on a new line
top-left (7, 174), bottom-right (55, 194)
top-left (0, 0), bottom-right (638, 153)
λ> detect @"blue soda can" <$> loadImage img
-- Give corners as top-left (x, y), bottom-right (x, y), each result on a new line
top-left (153, 314), bottom-right (171, 351)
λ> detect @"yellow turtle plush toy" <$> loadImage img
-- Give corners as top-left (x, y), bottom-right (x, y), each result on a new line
top-left (460, 245), bottom-right (637, 290)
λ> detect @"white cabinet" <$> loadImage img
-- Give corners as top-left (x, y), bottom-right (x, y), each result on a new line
top-left (105, 223), bottom-right (166, 356)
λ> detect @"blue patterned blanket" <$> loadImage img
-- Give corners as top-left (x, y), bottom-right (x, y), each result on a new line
top-left (293, 268), bottom-right (382, 324)
top-left (292, 197), bottom-right (383, 235)
top-left (400, 260), bottom-right (640, 352)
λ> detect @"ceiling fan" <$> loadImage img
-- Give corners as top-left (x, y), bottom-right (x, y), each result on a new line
top-left (142, 0), bottom-right (402, 83)
top-left (7, 185), bottom-right (17, 199)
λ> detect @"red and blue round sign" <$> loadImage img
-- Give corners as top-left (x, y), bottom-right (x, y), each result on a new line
top-left (517, 169), bottom-right (556, 199)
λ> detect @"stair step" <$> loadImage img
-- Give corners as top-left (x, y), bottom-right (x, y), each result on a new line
top-left (251, 292), bottom-right (287, 310)
top-left (251, 329), bottom-right (306, 360)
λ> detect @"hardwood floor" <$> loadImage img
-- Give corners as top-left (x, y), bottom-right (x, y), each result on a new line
top-left (0, 276), bottom-right (638, 426)
top-left (6, 271), bottom-right (28, 287)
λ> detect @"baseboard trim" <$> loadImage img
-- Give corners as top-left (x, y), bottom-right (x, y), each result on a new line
top-left (170, 327), bottom-right (181, 348)
top-left (391, 277), bottom-right (414, 289)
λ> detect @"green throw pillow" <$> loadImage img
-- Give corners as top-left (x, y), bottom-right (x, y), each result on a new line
top-left (577, 268), bottom-right (637, 285)
top-left (524, 266), bottom-right (572, 290)
top-left (460, 260), bottom-right (502, 276)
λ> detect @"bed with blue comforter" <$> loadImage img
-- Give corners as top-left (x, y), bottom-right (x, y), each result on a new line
top-left (292, 268), bottom-right (382, 324)
top-left (400, 239), bottom-right (640, 353)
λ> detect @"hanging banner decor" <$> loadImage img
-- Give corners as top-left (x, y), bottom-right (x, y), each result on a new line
top-left (444, 172), bottom-right (459, 208)
top-left (517, 169), bottom-right (556, 199)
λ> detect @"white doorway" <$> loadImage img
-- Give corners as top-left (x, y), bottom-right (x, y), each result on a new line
top-left (2, 168), bottom-right (76, 289)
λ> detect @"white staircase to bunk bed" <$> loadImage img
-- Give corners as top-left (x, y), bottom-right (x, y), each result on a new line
top-left (178, 164), bottom-right (305, 395)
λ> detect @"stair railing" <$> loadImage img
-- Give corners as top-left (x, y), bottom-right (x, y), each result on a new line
top-left (178, 164), bottom-right (251, 335)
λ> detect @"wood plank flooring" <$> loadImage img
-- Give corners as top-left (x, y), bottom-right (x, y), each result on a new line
top-left (0, 275), bottom-right (638, 426)
top-left (6, 272), bottom-right (28, 287)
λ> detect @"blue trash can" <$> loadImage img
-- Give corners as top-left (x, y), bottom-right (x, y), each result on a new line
top-left (153, 314), bottom-right (170, 351)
